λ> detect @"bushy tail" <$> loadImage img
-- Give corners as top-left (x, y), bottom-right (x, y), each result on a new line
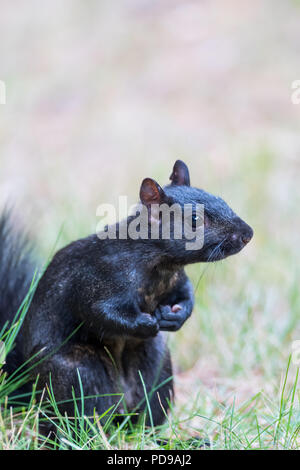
top-left (0, 210), bottom-right (35, 374)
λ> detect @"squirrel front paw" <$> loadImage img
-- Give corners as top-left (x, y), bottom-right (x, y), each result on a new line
top-left (135, 313), bottom-right (159, 338)
top-left (154, 304), bottom-right (189, 332)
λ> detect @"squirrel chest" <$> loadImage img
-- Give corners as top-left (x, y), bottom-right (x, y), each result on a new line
top-left (138, 268), bottom-right (179, 313)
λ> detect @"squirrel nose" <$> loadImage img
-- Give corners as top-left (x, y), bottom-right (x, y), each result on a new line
top-left (241, 235), bottom-right (251, 245)
top-left (241, 226), bottom-right (254, 245)
top-left (231, 228), bottom-right (253, 245)
top-left (231, 220), bottom-right (254, 246)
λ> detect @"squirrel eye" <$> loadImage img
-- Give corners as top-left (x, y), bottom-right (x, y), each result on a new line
top-left (184, 210), bottom-right (205, 229)
top-left (191, 213), bottom-right (203, 229)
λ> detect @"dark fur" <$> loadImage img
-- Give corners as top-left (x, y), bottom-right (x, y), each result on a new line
top-left (0, 161), bottom-right (253, 425)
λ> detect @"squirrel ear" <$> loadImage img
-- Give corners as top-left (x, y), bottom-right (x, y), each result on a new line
top-left (140, 178), bottom-right (166, 206)
top-left (170, 160), bottom-right (190, 186)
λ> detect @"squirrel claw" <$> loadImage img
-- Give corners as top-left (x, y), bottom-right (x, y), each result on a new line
top-left (171, 304), bottom-right (182, 313)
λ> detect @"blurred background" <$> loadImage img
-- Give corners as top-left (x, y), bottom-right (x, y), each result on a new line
top-left (1, 0), bottom-right (300, 436)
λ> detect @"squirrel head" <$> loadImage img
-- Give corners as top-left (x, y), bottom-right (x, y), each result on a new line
top-left (139, 160), bottom-right (253, 264)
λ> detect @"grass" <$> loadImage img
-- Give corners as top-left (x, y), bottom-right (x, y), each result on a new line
top-left (0, 350), bottom-right (299, 449)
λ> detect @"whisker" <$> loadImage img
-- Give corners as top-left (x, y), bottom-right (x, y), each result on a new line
top-left (194, 239), bottom-right (226, 294)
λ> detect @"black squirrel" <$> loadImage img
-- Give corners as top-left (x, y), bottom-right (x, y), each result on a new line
top-left (0, 160), bottom-right (253, 426)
